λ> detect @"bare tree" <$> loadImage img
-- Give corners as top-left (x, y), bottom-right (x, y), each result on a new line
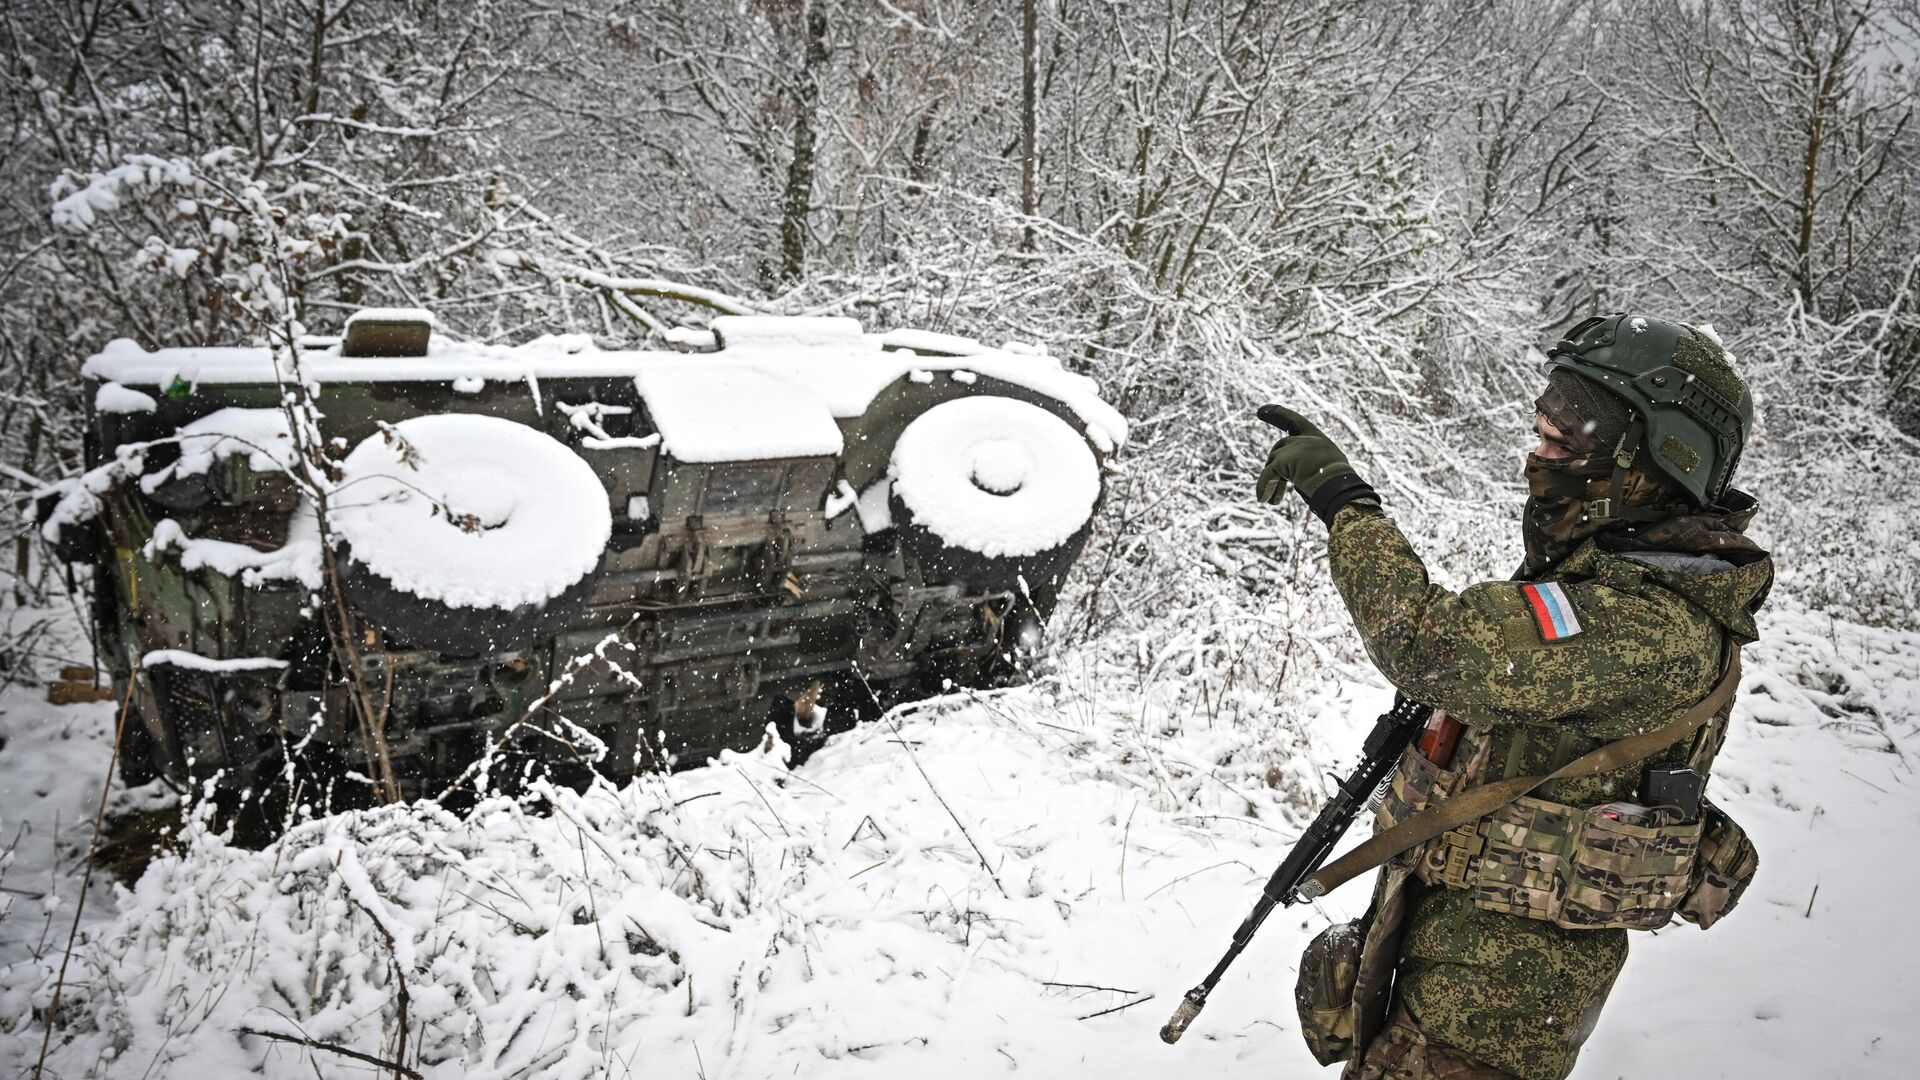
top-left (1644, 0), bottom-right (1920, 318)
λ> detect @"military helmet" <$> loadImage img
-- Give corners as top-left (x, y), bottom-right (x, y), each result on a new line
top-left (1543, 313), bottom-right (1751, 507)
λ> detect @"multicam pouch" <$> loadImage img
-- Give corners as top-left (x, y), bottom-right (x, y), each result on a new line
top-left (1557, 805), bottom-right (1703, 929)
top-left (1376, 745), bottom-right (1448, 833)
top-left (1295, 919), bottom-right (1364, 1065)
top-left (1435, 795), bottom-right (1571, 920)
top-left (1677, 799), bottom-right (1759, 928)
top-left (1375, 735), bottom-right (1480, 834)
top-left (1421, 794), bottom-right (1706, 931)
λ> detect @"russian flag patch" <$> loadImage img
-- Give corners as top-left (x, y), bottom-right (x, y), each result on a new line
top-left (1521, 581), bottom-right (1583, 642)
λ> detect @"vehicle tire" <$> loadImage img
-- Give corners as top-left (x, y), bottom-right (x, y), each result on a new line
top-left (886, 396), bottom-right (1101, 608)
top-left (329, 414), bottom-right (613, 655)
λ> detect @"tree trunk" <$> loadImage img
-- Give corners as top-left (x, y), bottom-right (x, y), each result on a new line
top-left (778, 4), bottom-right (830, 288)
top-left (13, 414), bottom-right (41, 602)
top-left (1021, 0), bottom-right (1037, 250)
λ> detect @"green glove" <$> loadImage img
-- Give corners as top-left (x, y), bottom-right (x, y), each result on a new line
top-left (1255, 404), bottom-right (1380, 524)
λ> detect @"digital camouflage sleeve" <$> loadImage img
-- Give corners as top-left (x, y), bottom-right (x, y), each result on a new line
top-left (1325, 504), bottom-right (1722, 739)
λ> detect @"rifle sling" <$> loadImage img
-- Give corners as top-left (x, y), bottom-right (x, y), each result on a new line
top-left (1300, 650), bottom-right (1741, 900)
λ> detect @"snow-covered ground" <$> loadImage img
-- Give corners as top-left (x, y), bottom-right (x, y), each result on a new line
top-left (1, 593), bottom-right (1914, 1079)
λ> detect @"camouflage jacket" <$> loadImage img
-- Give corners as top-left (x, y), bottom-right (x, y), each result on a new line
top-left (1323, 503), bottom-right (1772, 1080)
top-left (1327, 504), bottom-right (1769, 803)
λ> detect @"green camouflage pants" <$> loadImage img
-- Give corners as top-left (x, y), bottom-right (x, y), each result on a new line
top-left (1395, 888), bottom-right (1626, 1080)
top-left (1355, 1005), bottom-right (1524, 1080)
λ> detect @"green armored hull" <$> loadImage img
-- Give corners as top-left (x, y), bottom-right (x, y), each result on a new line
top-left (45, 313), bottom-right (1125, 801)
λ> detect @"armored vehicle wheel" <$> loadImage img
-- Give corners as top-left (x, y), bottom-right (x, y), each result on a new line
top-left (331, 414), bottom-right (614, 655)
top-left (886, 396), bottom-right (1101, 606)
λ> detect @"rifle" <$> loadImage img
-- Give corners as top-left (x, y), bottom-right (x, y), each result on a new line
top-left (1158, 694), bottom-right (1431, 1044)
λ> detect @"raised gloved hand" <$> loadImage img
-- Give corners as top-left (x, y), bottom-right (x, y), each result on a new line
top-left (1256, 404), bottom-right (1380, 525)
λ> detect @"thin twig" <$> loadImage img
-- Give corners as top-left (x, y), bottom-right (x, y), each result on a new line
top-left (734, 767), bottom-right (792, 838)
top-left (33, 675), bottom-right (138, 1079)
top-left (1840, 769), bottom-right (1889, 794)
top-left (341, 880), bottom-right (412, 1079)
top-left (577, 826), bottom-right (607, 960)
top-left (1042, 981), bottom-right (1140, 994)
top-left (1144, 858), bottom-right (1259, 900)
top-left (883, 714), bottom-right (1008, 899)
top-left (1077, 993), bottom-right (1156, 1020)
top-left (238, 1029), bottom-right (423, 1079)
top-left (842, 814), bottom-right (886, 848)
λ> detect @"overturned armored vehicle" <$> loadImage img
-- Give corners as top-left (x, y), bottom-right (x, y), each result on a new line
top-left (44, 312), bottom-right (1125, 801)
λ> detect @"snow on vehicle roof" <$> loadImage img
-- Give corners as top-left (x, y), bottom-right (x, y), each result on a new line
top-left (634, 364), bottom-right (844, 462)
top-left (81, 316), bottom-right (1129, 459)
top-left (94, 381), bottom-right (157, 413)
top-left (141, 407), bottom-right (296, 494)
top-left (345, 306), bottom-right (438, 325)
top-left (710, 313), bottom-right (862, 348)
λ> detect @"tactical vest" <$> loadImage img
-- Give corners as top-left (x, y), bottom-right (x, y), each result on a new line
top-left (1372, 662), bottom-right (1758, 931)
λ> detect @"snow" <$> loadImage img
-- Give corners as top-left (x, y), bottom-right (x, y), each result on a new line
top-left (22, 321), bottom-right (1912, 1080)
top-left (4, 602), bottom-right (1912, 1078)
top-left (140, 406), bottom-right (295, 494)
top-left (878, 328), bottom-right (989, 357)
top-left (93, 382), bottom-right (156, 414)
top-left (889, 397), bottom-right (1101, 557)
top-left (328, 414), bottom-right (612, 610)
top-left (855, 478), bottom-right (894, 533)
top-left (146, 513), bottom-right (323, 590)
top-left (37, 444), bottom-right (148, 543)
top-left (143, 239), bottom-right (198, 278)
top-left (555, 399), bottom-right (663, 452)
top-left (662, 325), bottom-right (718, 349)
top-left (709, 314), bottom-right (863, 348)
top-left (79, 317), bottom-right (1129, 461)
top-left (49, 153), bottom-right (195, 232)
top-left (346, 306), bottom-right (436, 325)
top-left (141, 649), bottom-right (289, 673)
top-left (824, 479), bottom-right (859, 519)
top-left (633, 364), bottom-right (844, 462)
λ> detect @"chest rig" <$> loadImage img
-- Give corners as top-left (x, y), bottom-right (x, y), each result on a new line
top-left (1371, 649), bottom-right (1753, 931)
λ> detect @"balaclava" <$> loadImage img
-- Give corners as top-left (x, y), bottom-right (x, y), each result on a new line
top-left (1522, 370), bottom-right (1688, 575)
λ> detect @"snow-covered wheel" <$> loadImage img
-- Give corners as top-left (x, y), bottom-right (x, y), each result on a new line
top-left (887, 396), bottom-right (1100, 605)
top-left (331, 414), bottom-right (613, 655)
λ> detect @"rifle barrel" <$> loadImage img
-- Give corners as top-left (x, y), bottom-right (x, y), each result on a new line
top-left (1158, 696), bottom-right (1427, 1045)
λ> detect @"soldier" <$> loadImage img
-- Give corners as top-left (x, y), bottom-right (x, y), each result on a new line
top-left (1258, 314), bottom-right (1770, 1080)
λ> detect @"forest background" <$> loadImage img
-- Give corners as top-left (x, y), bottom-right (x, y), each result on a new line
top-left (3, 0), bottom-right (1918, 646)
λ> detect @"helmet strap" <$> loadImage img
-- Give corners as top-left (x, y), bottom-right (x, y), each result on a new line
top-left (1587, 417), bottom-right (1665, 523)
